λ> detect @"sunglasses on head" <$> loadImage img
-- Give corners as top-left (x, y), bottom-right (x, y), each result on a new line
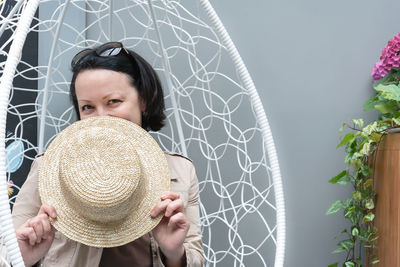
top-left (71, 42), bottom-right (139, 74)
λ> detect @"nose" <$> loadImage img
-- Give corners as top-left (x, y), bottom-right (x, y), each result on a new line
top-left (95, 107), bottom-right (109, 117)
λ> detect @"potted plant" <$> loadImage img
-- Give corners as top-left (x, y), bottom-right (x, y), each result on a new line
top-left (327, 32), bottom-right (400, 267)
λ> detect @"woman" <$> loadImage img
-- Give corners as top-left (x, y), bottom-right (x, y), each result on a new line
top-left (12, 42), bottom-right (204, 267)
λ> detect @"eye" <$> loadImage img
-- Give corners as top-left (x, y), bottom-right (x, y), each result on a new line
top-left (108, 99), bottom-right (122, 105)
top-left (81, 105), bottom-right (93, 111)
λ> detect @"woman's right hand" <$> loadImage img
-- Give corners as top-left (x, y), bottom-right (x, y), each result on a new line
top-left (16, 204), bottom-right (57, 266)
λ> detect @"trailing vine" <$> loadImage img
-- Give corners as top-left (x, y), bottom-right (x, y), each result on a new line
top-left (327, 32), bottom-right (400, 267)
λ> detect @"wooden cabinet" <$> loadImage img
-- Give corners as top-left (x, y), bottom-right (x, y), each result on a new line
top-left (368, 132), bottom-right (400, 266)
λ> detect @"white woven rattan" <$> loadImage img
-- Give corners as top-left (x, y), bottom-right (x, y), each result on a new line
top-left (0, 1), bottom-right (286, 266)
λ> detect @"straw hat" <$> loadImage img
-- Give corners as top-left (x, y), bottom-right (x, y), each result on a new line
top-left (38, 116), bottom-right (170, 247)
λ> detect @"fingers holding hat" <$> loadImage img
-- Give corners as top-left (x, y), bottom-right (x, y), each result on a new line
top-left (152, 194), bottom-right (189, 231)
top-left (34, 204), bottom-right (57, 242)
top-left (160, 191), bottom-right (180, 201)
top-left (151, 191), bottom-right (189, 264)
top-left (16, 204), bottom-right (57, 266)
top-left (165, 198), bottom-right (184, 218)
top-left (39, 203), bottom-right (57, 219)
top-left (151, 191), bottom-right (183, 218)
top-left (17, 223), bottom-right (38, 246)
top-left (19, 204), bottom-right (57, 245)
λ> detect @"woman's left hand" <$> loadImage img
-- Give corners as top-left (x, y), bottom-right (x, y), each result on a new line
top-left (151, 191), bottom-right (190, 265)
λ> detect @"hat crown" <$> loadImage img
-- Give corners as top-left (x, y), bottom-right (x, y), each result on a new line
top-left (59, 127), bottom-right (145, 223)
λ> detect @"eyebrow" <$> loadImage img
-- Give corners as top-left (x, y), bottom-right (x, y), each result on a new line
top-left (78, 92), bottom-right (122, 103)
top-left (102, 92), bottom-right (117, 100)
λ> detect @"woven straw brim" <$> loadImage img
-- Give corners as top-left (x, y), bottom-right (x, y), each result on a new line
top-left (38, 116), bottom-right (170, 247)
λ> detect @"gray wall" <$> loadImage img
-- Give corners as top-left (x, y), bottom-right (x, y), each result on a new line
top-left (211, 1), bottom-right (400, 266)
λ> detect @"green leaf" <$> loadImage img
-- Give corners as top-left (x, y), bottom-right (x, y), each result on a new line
top-left (353, 140), bottom-right (370, 157)
top-left (344, 153), bottom-right (353, 163)
top-left (350, 159), bottom-right (362, 170)
top-left (344, 261), bottom-right (355, 267)
top-left (326, 200), bottom-right (344, 215)
top-left (329, 170), bottom-right (346, 184)
top-left (360, 142), bottom-right (371, 156)
top-left (334, 228), bottom-right (348, 240)
top-left (328, 263), bottom-right (338, 267)
top-left (374, 83), bottom-right (400, 101)
top-left (363, 178), bottom-right (374, 189)
top-left (329, 172), bottom-right (350, 185)
top-left (363, 121), bottom-right (378, 135)
top-left (351, 227), bottom-right (359, 237)
top-left (393, 117), bottom-right (400, 126)
top-left (370, 132), bottom-right (383, 142)
top-left (361, 165), bottom-right (372, 176)
top-left (375, 103), bottom-right (396, 114)
top-left (365, 198), bottom-right (375, 210)
top-left (352, 191), bottom-right (362, 202)
top-left (337, 133), bottom-right (355, 148)
top-left (344, 197), bottom-right (352, 206)
top-left (352, 151), bottom-right (363, 159)
top-left (363, 213), bottom-right (375, 223)
top-left (370, 235), bottom-right (379, 242)
top-left (337, 175), bottom-right (350, 185)
top-left (331, 247), bottom-right (346, 254)
top-left (344, 206), bottom-right (358, 224)
top-left (339, 123), bottom-right (346, 133)
top-left (351, 119), bottom-right (364, 128)
top-left (378, 119), bottom-right (395, 130)
top-left (364, 93), bottom-right (379, 111)
top-left (371, 259), bottom-right (380, 264)
top-left (339, 239), bottom-right (354, 250)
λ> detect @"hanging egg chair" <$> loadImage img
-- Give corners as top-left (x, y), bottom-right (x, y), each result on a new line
top-left (0, 1), bottom-right (285, 266)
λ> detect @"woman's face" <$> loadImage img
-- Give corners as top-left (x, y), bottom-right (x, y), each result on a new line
top-left (75, 69), bottom-right (144, 126)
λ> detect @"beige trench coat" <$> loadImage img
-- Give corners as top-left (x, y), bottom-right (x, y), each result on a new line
top-left (7, 152), bottom-right (204, 267)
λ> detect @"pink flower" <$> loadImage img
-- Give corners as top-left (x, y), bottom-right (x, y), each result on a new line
top-left (371, 32), bottom-right (400, 82)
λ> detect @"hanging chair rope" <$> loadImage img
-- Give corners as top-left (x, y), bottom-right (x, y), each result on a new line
top-left (0, 0), bottom-right (40, 265)
top-left (198, 0), bottom-right (286, 266)
top-left (147, 0), bottom-right (188, 157)
top-left (0, 0), bottom-right (25, 39)
top-left (38, 0), bottom-right (71, 153)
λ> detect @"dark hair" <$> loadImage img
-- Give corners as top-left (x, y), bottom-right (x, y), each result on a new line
top-left (69, 45), bottom-right (166, 131)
